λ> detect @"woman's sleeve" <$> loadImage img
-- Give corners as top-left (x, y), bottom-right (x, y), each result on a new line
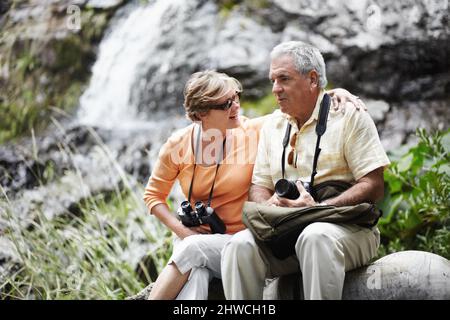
top-left (143, 136), bottom-right (182, 214)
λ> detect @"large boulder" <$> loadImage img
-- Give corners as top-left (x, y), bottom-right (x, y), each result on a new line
top-left (270, 250), bottom-right (450, 300)
top-left (342, 250), bottom-right (450, 299)
top-left (128, 250), bottom-right (450, 300)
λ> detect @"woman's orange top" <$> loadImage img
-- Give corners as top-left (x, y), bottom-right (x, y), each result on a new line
top-left (143, 116), bottom-right (266, 234)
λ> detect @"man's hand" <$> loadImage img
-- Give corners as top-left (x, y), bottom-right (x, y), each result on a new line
top-left (276, 181), bottom-right (317, 208)
top-left (312, 167), bottom-right (385, 207)
top-left (249, 184), bottom-right (274, 203)
top-left (264, 193), bottom-right (281, 206)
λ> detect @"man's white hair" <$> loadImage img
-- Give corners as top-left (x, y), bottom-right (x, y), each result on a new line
top-left (270, 41), bottom-right (328, 88)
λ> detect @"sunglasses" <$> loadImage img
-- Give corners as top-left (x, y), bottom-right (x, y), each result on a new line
top-left (287, 131), bottom-right (298, 168)
top-left (208, 92), bottom-right (241, 111)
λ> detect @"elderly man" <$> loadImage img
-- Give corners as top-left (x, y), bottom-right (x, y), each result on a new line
top-left (221, 41), bottom-right (390, 300)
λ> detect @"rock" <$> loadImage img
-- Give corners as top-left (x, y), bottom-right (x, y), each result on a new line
top-left (0, 238), bottom-right (18, 266)
top-left (76, 0), bottom-right (449, 151)
top-left (126, 283), bottom-right (154, 300)
top-left (206, 11), bottom-right (279, 98)
top-left (365, 99), bottom-right (390, 123)
top-left (0, 0), bottom-right (11, 18)
top-left (126, 277), bottom-right (225, 300)
top-left (342, 251), bottom-right (450, 299)
top-left (269, 251), bottom-right (450, 300)
top-left (3, 0), bottom-right (447, 150)
top-left (128, 251), bottom-right (450, 300)
top-left (87, 0), bottom-right (124, 10)
top-left (380, 99), bottom-right (450, 151)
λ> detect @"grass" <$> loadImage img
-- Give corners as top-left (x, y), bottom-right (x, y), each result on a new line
top-left (0, 125), bottom-right (172, 300)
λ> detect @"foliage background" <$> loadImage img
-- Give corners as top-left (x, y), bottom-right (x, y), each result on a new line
top-left (378, 129), bottom-right (450, 260)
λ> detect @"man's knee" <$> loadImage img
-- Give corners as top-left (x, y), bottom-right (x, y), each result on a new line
top-left (295, 222), bottom-right (336, 253)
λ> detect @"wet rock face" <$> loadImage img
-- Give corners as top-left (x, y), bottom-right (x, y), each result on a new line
top-left (337, 40), bottom-right (450, 102)
top-left (0, 123), bottom-right (160, 196)
top-left (87, 0), bottom-right (124, 9)
top-left (0, 125), bottom-right (96, 195)
top-left (0, 0), bottom-right (11, 17)
top-left (266, 0), bottom-right (450, 102)
top-left (3, 0), bottom-right (446, 148)
top-left (131, 0), bottom-right (279, 116)
top-left (0, 148), bottom-right (46, 193)
top-left (128, 0), bottom-right (448, 133)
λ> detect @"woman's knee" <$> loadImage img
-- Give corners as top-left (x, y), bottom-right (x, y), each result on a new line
top-left (178, 234), bottom-right (209, 254)
top-left (171, 235), bottom-right (211, 268)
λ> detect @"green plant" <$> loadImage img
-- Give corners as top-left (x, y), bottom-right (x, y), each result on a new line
top-left (378, 128), bottom-right (450, 259)
top-left (0, 128), bottom-right (171, 299)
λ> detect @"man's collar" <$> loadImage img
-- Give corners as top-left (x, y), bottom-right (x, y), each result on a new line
top-left (310, 89), bottom-right (326, 122)
top-left (280, 89), bottom-right (325, 130)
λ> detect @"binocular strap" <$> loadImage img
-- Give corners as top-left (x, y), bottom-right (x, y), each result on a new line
top-left (188, 124), bottom-right (226, 207)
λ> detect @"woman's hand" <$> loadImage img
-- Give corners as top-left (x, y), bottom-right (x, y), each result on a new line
top-left (179, 225), bottom-right (210, 239)
top-left (327, 88), bottom-right (367, 112)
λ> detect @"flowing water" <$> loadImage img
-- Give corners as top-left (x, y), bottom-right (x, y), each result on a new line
top-left (77, 0), bottom-right (187, 129)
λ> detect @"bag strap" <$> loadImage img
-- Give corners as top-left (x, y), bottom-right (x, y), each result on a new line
top-left (281, 93), bottom-right (331, 192)
top-left (187, 125), bottom-right (202, 203)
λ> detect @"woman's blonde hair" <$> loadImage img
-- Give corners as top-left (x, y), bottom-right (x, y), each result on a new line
top-left (183, 70), bottom-right (242, 121)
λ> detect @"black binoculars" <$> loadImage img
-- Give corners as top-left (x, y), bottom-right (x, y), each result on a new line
top-left (177, 200), bottom-right (226, 234)
top-left (274, 179), bottom-right (312, 200)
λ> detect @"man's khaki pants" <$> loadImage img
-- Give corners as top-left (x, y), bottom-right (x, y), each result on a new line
top-left (221, 222), bottom-right (380, 300)
top-left (169, 233), bottom-right (232, 300)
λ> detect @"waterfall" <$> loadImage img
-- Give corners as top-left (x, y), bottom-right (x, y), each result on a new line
top-left (77, 0), bottom-right (184, 129)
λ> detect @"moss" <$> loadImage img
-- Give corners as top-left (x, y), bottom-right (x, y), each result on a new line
top-left (217, 0), bottom-right (241, 18)
top-left (218, 0), bottom-right (240, 11)
top-left (79, 10), bottom-right (109, 43)
top-left (246, 0), bottom-right (270, 9)
top-left (58, 82), bottom-right (85, 112)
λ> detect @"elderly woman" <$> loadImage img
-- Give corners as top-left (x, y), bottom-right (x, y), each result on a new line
top-left (143, 70), bottom-right (363, 299)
